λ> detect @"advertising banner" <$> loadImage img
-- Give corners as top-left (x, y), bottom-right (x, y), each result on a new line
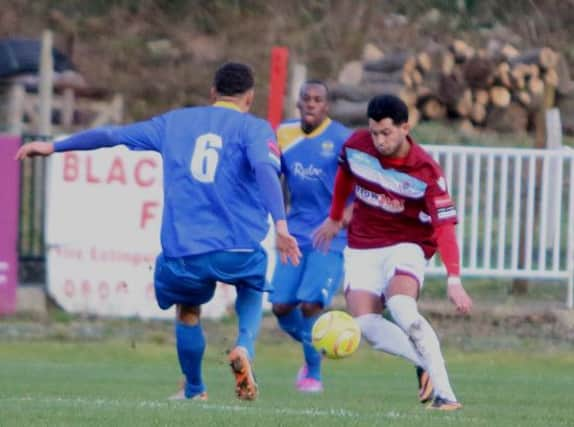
top-left (0, 135), bottom-right (21, 315)
top-left (45, 147), bottom-right (275, 319)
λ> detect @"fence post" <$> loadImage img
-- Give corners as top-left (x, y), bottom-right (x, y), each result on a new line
top-left (39, 30), bottom-right (54, 137)
top-left (511, 83), bottom-right (557, 295)
top-left (568, 157), bottom-right (574, 309)
top-left (7, 84), bottom-right (25, 135)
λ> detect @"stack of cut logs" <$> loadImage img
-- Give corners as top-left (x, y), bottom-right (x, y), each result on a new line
top-left (329, 40), bottom-right (574, 134)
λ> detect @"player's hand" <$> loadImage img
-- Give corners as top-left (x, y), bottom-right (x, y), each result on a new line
top-left (312, 217), bottom-right (343, 252)
top-left (275, 220), bottom-right (301, 266)
top-left (447, 277), bottom-right (472, 314)
top-left (14, 141), bottom-right (55, 160)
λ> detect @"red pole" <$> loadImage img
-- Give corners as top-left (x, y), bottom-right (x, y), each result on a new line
top-left (267, 46), bottom-right (289, 130)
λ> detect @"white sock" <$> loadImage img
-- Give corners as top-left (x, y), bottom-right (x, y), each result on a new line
top-left (355, 313), bottom-right (425, 367)
top-left (386, 295), bottom-right (457, 402)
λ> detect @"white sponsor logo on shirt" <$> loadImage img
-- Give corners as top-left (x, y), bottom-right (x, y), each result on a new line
top-left (292, 162), bottom-right (323, 179)
top-left (355, 185), bottom-right (405, 213)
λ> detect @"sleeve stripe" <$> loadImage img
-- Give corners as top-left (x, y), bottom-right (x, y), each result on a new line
top-left (268, 141), bottom-right (281, 156)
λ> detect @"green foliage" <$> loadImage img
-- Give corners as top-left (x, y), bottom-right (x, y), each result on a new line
top-left (7, 0), bottom-right (573, 121)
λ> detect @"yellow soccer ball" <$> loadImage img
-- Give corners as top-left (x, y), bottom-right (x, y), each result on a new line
top-left (311, 310), bottom-right (361, 359)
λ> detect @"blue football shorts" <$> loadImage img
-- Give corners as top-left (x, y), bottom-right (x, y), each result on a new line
top-left (154, 247), bottom-right (270, 310)
top-left (269, 248), bottom-right (344, 307)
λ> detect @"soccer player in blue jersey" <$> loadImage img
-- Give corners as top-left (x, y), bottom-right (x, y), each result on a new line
top-left (15, 62), bottom-right (301, 402)
top-left (270, 80), bottom-right (352, 392)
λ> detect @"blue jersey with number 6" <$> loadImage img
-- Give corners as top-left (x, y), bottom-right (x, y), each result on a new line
top-left (106, 101), bottom-right (280, 257)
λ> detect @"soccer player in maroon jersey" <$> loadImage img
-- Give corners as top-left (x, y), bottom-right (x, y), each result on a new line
top-left (313, 94), bottom-right (472, 411)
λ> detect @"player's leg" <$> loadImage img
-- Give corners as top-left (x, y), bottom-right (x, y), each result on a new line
top-left (298, 301), bottom-right (322, 390)
top-left (212, 248), bottom-right (269, 400)
top-left (344, 247), bottom-right (426, 367)
top-left (172, 304), bottom-right (208, 401)
top-left (226, 284), bottom-right (262, 401)
top-left (154, 253), bottom-right (215, 401)
top-left (382, 244), bottom-right (461, 409)
top-left (295, 250), bottom-right (344, 391)
top-left (273, 303), bottom-right (303, 341)
top-left (386, 286), bottom-right (460, 409)
top-left (234, 284), bottom-right (263, 360)
top-left (270, 250), bottom-right (306, 343)
top-left (347, 293), bottom-right (424, 367)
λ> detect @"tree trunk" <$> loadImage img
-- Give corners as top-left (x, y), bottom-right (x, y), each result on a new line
top-left (462, 56), bottom-right (495, 89)
top-left (363, 52), bottom-right (415, 73)
top-left (509, 47), bottom-right (559, 70)
top-left (485, 102), bottom-right (528, 133)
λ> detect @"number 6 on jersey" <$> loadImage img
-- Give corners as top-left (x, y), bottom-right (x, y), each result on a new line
top-left (190, 133), bottom-right (222, 183)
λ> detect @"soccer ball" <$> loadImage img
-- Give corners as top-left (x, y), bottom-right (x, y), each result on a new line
top-left (311, 310), bottom-right (361, 359)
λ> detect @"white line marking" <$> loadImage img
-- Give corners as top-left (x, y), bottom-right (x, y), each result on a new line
top-left (0, 396), bottom-right (479, 421)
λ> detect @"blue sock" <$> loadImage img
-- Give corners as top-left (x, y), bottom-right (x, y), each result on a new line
top-left (175, 322), bottom-right (206, 398)
top-left (235, 286), bottom-right (263, 359)
top-left (301, 313), bottom-right (322, 380)
top-left (276, 307), bottom-right (304, 342)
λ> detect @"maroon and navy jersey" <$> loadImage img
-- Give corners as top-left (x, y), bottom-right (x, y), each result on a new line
top-left (339, 130), bottom-right (457, 259)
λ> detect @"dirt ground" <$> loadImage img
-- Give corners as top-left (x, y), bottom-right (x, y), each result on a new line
top-left (2, 296), bottom-right (573, 353)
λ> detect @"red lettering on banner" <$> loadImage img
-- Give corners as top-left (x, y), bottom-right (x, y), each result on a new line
top-left (135, 158), bottom-right (157, 187)
top-left (64, 279), bottom-right (75, 297)
top-left (63, 279), bottom-right (139, 299)
top-left (140, 201), bottom-right (159, 229)
top-left (61, 154), bottom-right (160, 187)
top-left (54, 246), bottom-right (83, 260)
top-left (63, 153), bottom-right (79, 181)
top-left (98, 281), bottom-right (110, 300)
top-left (86, 157), bottom-right (101, 184)
top-left (107, 157), bottom-right (127, 184)
top-left (81, 280), bottom-right (92, 296)
top-left (116, 281), bottom-right (129, 295)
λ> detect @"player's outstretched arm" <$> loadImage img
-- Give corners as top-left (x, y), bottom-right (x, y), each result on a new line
top-left (14, 141), bottom-right (55, 159)
top-left (15, 127), bottom-right (123, 161)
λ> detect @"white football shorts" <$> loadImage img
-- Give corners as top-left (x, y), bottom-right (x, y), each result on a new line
top-left (343, 243), bottom-right (427, 298)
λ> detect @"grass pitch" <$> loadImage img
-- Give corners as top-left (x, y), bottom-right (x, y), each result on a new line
top-left (1, 332), bottom-right (573, 427)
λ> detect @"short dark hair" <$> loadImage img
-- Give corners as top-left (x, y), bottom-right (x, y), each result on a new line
top-left (300, 79), bottom-right (329, 97)
top-left (367, 94), bottom-right (408, 124)
top-left (213, 62), bottom-right (255, 96)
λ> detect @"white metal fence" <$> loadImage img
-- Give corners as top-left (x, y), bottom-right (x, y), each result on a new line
top-left (423, 144), bottom-right (574, 309)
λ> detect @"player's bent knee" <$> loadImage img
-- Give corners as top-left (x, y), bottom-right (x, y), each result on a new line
top-left (300, 302), bottom-right (322, 317)
top-left (272, 303), bottom-right (296, 317)
top-left (177, 304), bottom-right (201, 325)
